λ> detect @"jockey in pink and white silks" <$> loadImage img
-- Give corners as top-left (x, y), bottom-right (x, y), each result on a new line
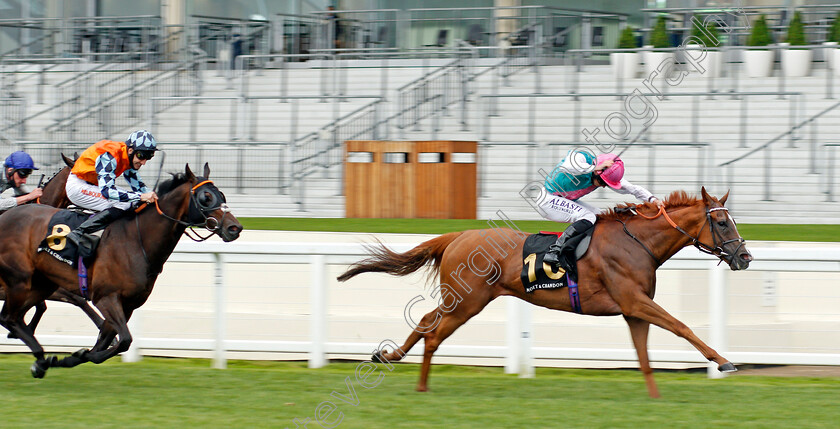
top-left (539, 150), bottom-right (664, 267)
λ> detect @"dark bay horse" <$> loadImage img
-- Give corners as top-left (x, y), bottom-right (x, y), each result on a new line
top-left (0, 163), bottom-right (242, 378)
top-left (0, 153), bottom-right (104, 336)
top-left (338, 188), bottom-right (753, 398)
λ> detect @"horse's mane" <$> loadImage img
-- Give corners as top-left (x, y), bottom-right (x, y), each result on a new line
top-left (598, 190), bottom-right (700, 221)
top-left (41, 165), bottom-right (67, 188)
top-left (155, 172), bottom-right (191, 196)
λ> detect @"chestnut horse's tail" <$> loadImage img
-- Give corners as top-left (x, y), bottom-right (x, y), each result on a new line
top-left (337, 231), bottom-right (464, 283)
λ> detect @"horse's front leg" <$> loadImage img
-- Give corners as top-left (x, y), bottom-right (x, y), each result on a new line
top-left (56, 294), bottom-right (131, 367)
top-left (85, 294), bottom-right (133, 364)
top-left (620, 291), bottom-right (736, 372)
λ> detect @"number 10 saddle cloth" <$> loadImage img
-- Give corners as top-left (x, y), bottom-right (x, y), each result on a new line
top-left (520, 230), bottom-right (593, 294)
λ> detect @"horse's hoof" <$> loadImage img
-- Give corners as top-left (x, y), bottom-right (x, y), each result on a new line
top-left (718, 362), bottom-right (737, 373)
top-left (7, 332), bottom-right (18, 339)
top-left (30, 360), bottom-right (49, 378)
top-left (371, 351), bottom-right (384, 363)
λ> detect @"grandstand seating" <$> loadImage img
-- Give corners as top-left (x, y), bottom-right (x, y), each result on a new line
top-left (4, 58), bottom-right (840, 223)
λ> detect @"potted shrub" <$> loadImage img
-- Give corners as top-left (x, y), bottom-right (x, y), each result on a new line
top-left (782, 11), bottom-right (812, 77)
top-left (689, 17), bottom-right (722, 77)
top-left (612, 26), bottom-right (639, 79)
top-left (828, 11), bottom-right (840, 74)
top-left (744, 14), bottom-right (774, 78)
top-left (645, 16), bottom-right (674, 78)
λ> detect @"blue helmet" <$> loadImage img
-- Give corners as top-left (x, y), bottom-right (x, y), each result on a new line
top-left (126, 130), bottom-right (159, 152)
top-left (4, 151), bottom-right (38, 170)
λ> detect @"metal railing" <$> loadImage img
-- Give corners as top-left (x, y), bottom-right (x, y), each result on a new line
top-left (719, 100), bottom-right (840, 202)
top-left (395, 53), bottom-right (474, 135)
top-left (0, 15), bottom-right (164, 61)
top-left (47, 37), bottom-right (208, 141)
top-left (0, 97), bottom-right (25, 140)
top-left (826, 143), bottom-right (840, 202)
top-left (480, 91), bottom-right (803, 145)
top-left (565, 45), bottom-right (837, 101)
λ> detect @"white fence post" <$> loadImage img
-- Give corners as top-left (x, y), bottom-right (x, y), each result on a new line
top-left (213, 253), bottom-right (227, 369)
top-left (309, 254), bottom-right (327, 368)
top-left (505, 297), bottom-right (519, 374)
top-left (506, 298), bottom-right (533, 377)
top-left (708, 261), bottom-right (727, 379)
top-left (518, 300), bottom-right (534, 378)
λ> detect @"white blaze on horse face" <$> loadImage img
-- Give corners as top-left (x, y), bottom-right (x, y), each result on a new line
top-left (219, 203), bottom-right (230, 213)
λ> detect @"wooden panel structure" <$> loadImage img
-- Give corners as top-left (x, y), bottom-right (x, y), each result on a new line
top-left (344, 141), bottom-right (477, 219)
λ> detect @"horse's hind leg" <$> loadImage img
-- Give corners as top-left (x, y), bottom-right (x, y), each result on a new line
top-left (25, 301), bottom-right (47, 335)
top-left (624, 315), bottom-right (660, 398)
top-left (413, 292), bottom-right (493, 392)
top-left (0, 300), bottom-right (54, 378)
top-left (5, 301), bottom-right (45, 339)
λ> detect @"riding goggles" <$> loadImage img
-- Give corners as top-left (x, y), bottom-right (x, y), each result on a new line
top-left (15, 169), bottom-right (32, 178)
top-left (135, 150), bottom-right (155, 161)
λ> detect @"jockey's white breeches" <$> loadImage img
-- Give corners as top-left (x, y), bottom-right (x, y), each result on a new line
top-left (536, 188), bottom-right (599, 224)
top-left (65, 173), bottom-right (132, 212)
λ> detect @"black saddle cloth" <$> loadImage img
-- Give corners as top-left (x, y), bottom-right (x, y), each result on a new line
top-left (520, 233), bottom-right (572, 293)
top-left (520, 226), bottom-right (594, 293)
top-left (36, 210), bottom-right (93, 267)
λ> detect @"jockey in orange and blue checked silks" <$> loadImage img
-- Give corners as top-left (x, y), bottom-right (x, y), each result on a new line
top-left (64, 130), bottom-right (160, 257)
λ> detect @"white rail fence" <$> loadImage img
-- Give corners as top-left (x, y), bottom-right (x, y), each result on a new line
top-left (2, 241), bottom-right (839, 379)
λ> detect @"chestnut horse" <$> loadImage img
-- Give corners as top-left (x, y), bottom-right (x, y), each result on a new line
top-left (0, 163), bottom-right (242, 378)
top-left (338, 188), bottom-right (753, 398)
top-left (0, 153), bottom-right (105, 336)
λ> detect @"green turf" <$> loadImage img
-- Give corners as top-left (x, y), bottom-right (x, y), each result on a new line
top-left (239, 218), bottom-right (840, 242)
top-left (0, 355), bottom-right (837, 428)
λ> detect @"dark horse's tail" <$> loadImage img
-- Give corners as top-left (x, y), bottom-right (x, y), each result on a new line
top-left (337, 232), bottom-right (464, 283)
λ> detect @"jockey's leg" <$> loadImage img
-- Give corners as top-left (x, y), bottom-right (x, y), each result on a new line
top-left (65, 173), bottom-right (131, 258)
top-left (65, 207), bottom-right (126, 258)
top-left (538, 195), bottom-right (598, 267)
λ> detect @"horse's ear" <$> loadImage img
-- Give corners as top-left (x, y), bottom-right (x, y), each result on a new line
top-left (185, 164), bottom-right (195, 181)
top-left (700, 186), bottom-right (712, 204)
top-left (61, 153), bottom-right (75, 168)
top-left (203, 162), bottom-right (210, 178)
top-left (719, 190), bottom-right (730, 206)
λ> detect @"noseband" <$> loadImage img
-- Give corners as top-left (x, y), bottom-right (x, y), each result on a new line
top-left (628, 205), bottom-right (746, 266)
top-left (142, 179), bottom-right (231, 242)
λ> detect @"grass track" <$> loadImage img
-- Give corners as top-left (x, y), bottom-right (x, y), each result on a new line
top-left (1, 355), bottom-right (838, 428)
top-left (238, 218), bottom-right (840, 242)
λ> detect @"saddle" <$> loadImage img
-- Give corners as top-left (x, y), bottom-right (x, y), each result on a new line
top-left (520, 227), bottom-right (595, 294)
top-left (36, 208), bottom-right (96, 267)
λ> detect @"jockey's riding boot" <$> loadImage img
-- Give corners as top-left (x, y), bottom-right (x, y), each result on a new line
top-left (542, 219), bottom-right (595, 267)
top-left (66, 208), bottom-right (124, 258)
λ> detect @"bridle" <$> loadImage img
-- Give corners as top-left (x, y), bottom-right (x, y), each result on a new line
top-left (622, 204), bottom-right (747, 266)
top-left (137, 179), bottom-right (231, 242)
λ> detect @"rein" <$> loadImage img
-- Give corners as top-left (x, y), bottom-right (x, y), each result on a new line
top-left (622, 204), bottom-right (746, 265)
top-left (135, 180), bottom-right (230, 243)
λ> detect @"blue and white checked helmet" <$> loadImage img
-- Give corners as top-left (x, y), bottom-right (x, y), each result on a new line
top-left (126, 130), bottom-right (159, 152)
